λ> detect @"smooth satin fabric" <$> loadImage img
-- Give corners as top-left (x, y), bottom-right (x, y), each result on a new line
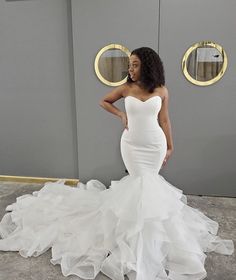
top-left (121, 95), bottom-right (167, 176)
top-left (0, 95), bottom-right (234, 280)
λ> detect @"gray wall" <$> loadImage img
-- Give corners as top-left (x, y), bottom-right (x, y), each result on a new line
top-left (159, 0), bottom-right (236, 196)
top-left (0, 0), bottom-right (78, 178)
top-left (0, 0), bottom-right (235, 197)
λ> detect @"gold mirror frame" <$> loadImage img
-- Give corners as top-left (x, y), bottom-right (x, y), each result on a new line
top-left (94, 44), bottom-right (131, 86)
top-left (182, 41), bottom-right (228, 86)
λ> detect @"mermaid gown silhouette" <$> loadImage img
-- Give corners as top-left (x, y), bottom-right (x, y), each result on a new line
top-left (0, 95), bottom-right (234, 280)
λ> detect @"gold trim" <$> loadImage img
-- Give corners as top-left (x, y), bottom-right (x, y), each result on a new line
top-left (0, 175), bottom-right (79, 186)
top-left (94, 43), bottom-right (131, 86)
top-left (182, 41), bottom-right (228, 86)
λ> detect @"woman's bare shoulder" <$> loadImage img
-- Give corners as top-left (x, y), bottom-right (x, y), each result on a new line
top-left (161, 85), bottom-right (169, 95)
top-left (120, 82), bottom-right (133, 97)
top-left (100, 83), bottom-right (130, 104)
top-left (110, 83), bottom-right (130, 97)
top-left (154, 85), bottom-right (169, 100)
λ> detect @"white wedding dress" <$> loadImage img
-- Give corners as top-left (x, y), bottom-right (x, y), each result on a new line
top-left (0, 95), bottom-right (234, 280)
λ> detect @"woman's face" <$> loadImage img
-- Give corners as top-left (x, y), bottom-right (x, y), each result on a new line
top-left (128, 54), bottom-right (141, 82)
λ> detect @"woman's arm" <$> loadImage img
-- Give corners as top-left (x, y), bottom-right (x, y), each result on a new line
top-left (158, 87), bottom-right (174, 151)
top-left (99, 84), bottom-right (126, 118)
top-left (99, 84), bottom-right (128, 129)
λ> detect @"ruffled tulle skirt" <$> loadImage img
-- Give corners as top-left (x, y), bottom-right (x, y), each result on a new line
top-left (0, 173), bottom-right (234, 280)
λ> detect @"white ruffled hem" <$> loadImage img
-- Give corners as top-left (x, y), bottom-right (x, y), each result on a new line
top-left (0, 174), bottom-right (234, 280)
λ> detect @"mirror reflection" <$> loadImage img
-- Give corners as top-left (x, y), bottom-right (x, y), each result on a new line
top-left (182, 41), bottom-right (227, 86)
top-left (95, 44), bottom-right (131, 86)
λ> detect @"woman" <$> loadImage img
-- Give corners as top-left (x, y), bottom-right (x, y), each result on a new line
top-left (99, 47), bottom-right (173, 173)
top-left (0, 47), bottom-right (234, 280)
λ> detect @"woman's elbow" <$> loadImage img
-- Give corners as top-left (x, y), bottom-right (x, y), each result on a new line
top-left (99, 100), bottom-right (105, 107)
top-left (159, 118), bottom-right (169, 126)
top-left (159, 116), bottom-right (167, 122)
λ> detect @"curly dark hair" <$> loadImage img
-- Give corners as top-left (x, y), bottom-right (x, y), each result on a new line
top-left (127, 47), bottom-right (165, 93)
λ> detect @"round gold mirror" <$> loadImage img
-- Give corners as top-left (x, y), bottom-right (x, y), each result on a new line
top-left (182, 41), bottom-right (228, 86)
top-left (94, 44), bottom-right (131, 86)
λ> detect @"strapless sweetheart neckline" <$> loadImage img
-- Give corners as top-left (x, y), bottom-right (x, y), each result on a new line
top-left (125, 95), bottom-right (162, 103)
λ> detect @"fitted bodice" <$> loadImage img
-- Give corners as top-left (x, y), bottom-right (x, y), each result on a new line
top-left (124, 95), bottom-right (162, 131)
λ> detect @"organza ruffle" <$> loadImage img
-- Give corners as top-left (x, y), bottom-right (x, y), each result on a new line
top-left (0, 174), bottom-right (234, 280)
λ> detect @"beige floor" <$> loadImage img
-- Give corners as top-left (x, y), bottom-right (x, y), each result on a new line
top-left (0, 181), bottom-right (235, 280)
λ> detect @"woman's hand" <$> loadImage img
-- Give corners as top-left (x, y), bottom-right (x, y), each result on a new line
top-left (161, 148), bottom-right (174, 168)
top-left (119, 112), bottom-right (128, 130)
